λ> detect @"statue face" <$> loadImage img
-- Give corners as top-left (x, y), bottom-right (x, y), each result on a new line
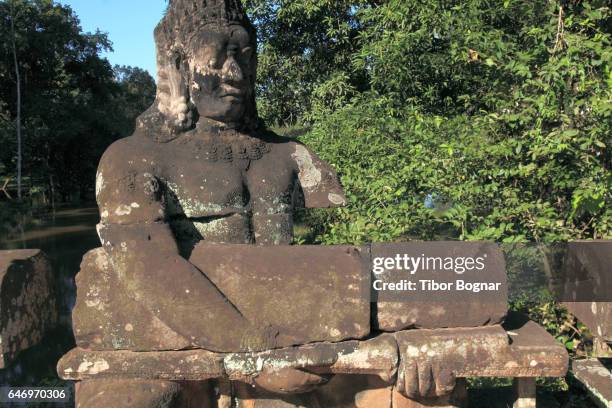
top-left (188, 24), bottom-right (255, 126)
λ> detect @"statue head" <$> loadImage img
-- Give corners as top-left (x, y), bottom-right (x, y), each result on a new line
top-left (137, 0), bottom-right (258, 141)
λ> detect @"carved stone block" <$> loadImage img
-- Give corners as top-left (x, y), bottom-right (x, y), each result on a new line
top-left (561, 240), bottom-right (612, 344)
top-left (59, 336), bottom-right (397, 383)
top-left (394, 326), bottom-right (509, 398)
top-left (372, 242), bottom-right (508, 330)
top-left (73, 248), bottom-right (191, 351)
top-left (0, 249), bottom-right (57, 368)
top-left (74, 244), bottom-right (370, 351)
top-left (190, 243), bottom-right (371, 346)
top-left (572, 359), bottom-right (612, 408)
top-left (558, 240), bottom-right (612, 304)
top-left (564, 302), bottom-right (611, 346)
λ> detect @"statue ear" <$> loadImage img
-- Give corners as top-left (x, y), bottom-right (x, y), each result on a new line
top-left (135, 49), bottom-right (196, 142)
top-left (154, 49), bottom-right (195, 132)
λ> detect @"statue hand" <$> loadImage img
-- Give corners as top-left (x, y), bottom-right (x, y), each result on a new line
top-left (397, 359), bottom-right (456, 399)
top-left (254, 367), bottom-right (331, 395)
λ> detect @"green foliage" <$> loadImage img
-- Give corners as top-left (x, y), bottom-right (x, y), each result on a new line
top-left (293, 0), bottom-right (611, 245)
top-left (111, 65), bottom-right (157, 138)
top-left (245, 0), bottom-right (368, 125)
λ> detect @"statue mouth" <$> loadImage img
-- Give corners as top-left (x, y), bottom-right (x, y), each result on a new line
top-left (218, 84), bottom-right (244, 100)
top-left (192, 73), bottom-right (245, 98)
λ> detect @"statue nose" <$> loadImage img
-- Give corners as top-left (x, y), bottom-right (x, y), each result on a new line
top-left (220, 55), bottom-right (243, 83)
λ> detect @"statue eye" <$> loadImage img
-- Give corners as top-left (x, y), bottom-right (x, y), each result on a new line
top-left (227, 43), bottom-right (239, 56)
top-left (199, 45), bottom-right (224, 69)
top-left (241, 47), bottom-right (253, 60)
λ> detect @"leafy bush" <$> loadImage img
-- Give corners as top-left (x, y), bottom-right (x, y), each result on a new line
top-left (298, 0), bottom-right (610, 245)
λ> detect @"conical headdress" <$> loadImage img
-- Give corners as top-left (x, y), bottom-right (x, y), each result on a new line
top-left (156, 0), bottom-right (252, 49)
top-left (137, 0), bottom-right (258, 142)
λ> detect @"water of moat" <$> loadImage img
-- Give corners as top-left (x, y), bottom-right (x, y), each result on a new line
top-left (0, 206), bottom-right (100, 401)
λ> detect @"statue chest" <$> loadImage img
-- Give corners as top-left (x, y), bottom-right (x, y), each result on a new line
top-left (161, 159), bottom-right (246, 218)
top-left (160, 158), bottom-right (296, 218)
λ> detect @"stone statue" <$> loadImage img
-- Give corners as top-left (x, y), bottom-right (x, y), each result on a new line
top-left (66, 1), bottom-right (511, 406)
top-left (92, 0), bottom-right (347, 353)
top-left (76, 0), bottom-right (359, 405)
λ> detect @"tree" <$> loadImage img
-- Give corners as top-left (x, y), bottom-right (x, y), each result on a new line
top-left (6, 0), bottom-right (22, 199)
top-left (295, 0), bottom-right (610, 244)
top-left (0, 1), bottom-right (155, 204)
top-left (112, 65), bottom-right (156, 136)
top-left (245, 0), bottom-right (369, 126)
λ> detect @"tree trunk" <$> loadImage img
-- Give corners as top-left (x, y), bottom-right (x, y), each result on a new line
top-left (49, 173), bottom-right (56, 213)
top-left (9, 2), bottom-right (23, 201)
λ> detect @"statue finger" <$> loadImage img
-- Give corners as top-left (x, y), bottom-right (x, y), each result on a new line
top-left (433, 362), bottom-right (456, 397)
top-left (418, 361), bottom-right (434, 398)
top-left (401, 359), bottom-right (419, 399)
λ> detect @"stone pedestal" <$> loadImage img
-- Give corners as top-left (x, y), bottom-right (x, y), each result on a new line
top-left (59, 315), bottom-right (568, 408)
top-left (0, 249), bottom-right (57, 368)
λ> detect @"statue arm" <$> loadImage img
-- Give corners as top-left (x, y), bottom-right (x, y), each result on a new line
top-left (248, 142), bottom-right (346, 245)
top-left (94, 142), bottom-right (262, 352)
top-left (290, 142), bottom-right (347, 208)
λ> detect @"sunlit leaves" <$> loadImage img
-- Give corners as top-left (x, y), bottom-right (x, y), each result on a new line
top-left (296, 0), bottom-right (611, 245)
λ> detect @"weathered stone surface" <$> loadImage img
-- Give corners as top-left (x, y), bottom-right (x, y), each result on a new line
top-left (59, 348), bottom-right (224, 381)
top-left (253, 368), bottom-right (330, 395)
top-left (354, 385), bottom-right (392, 408)
top-left (190, 243), bottom-right (370, 347)
top-left (73, 248), bottom-right (191, 351)
top-left (310, 375), bottom-right (389, 408)
top-left (572, 358), bottom-right (612, 408)
top-left (225, 334), bottom-right (398, 384)
top-left (502, 313), bottom-right (569, 378)
top-left (564, 302), bottom-right (612, 348)
top-left (60, 317), bottom-right (567, 382)
top-left (76, 380), bottom-right (184, 408)
top-left (372, 242), bottom-right (507, 330)
top-left (394, 314), bottom-right (568, 399)
top-left (324, 334), bottom-right (398, 382)
top-left (73, 244), bottom-right (369, 352)
top-left (59, 339), bottom-right (394, 383)
top-left (561, 242), bottom-right (612, 346)
top-left (392, 379), bottom-right (467, 408)
top-left (0, 249), bottom-right (57, 368)
top-left (558, 240), bottom-right (612, 304)
top-left (395, 326), bottom-right (508, 399)
top-left (232, 381), bottom-right (316, 408)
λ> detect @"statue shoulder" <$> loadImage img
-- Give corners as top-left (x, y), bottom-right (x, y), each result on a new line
top-left (96, 135), bottom-right (165, 224)
top-left (98, 134), bottom-right (156, 175)
top-left (255, 129), bottom-right (293, 148)
top-left (255, 129), bottom-right (311, 160)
